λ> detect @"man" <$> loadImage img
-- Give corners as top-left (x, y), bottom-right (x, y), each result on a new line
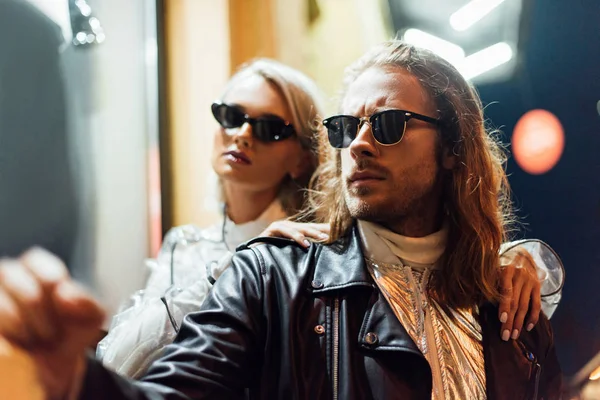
top-left (0, 41), bottom-right (561, 399)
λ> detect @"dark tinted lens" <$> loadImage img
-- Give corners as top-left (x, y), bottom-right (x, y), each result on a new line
top-left (211, 103), bottom-right (245, 129)
top-left (253, 118), bottom-right (295, 142)
top-left (325, 116), bottom-right (359, 148)
top-left (371, 110), bottom-right (407, 145)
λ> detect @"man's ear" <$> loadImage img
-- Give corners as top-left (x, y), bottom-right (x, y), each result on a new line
top-left (442, 146), bottom-right (457, 170)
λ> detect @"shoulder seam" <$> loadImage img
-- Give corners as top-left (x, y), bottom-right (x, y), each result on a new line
top-left (249, 246), bottom-right (267, 275)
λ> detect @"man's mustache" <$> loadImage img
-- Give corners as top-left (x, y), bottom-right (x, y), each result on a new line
top-left (349, 158), bottom-right (387, 176)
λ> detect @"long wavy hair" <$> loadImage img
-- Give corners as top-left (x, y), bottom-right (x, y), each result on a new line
top-left (308, 41), bottom-right (515, 308)
top-left (220, 58), bottom-right (325, 216)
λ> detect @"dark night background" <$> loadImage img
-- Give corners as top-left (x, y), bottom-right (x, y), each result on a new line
top-left (477, 0), bottom-right (600, 375)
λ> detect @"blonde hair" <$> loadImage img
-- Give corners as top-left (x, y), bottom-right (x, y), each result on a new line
top-left (309, 41), bottom-right (515, 308)
top-left (220, 58), bottom-right (326, 216)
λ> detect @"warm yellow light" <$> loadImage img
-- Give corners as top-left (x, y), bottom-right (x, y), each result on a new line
top-left (590, 366), bottom-right (600, 381)
top-left (0, 338), bottom-right (44, 400)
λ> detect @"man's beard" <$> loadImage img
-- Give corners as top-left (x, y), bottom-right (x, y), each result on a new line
top-left (343, 167), bottom-right (442, 226)
top-left (343, 184), bottom-right (411, 224)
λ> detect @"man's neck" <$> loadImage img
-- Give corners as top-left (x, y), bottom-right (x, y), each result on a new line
top-left (357, 219), bottom-right (448, 267)
top-left (382, 217), bottom-right (443, 238)
top-left (223, 184), bottom-right (279, 224)
top-left (380, 203), bottom-right (445, 238)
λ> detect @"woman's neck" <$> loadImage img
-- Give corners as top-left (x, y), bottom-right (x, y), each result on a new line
top-left (223, 184), bottom-right (279, 224)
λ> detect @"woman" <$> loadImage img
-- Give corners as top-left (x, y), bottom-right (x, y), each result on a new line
top-left (96, 58), bottom-right (329, 378)
top-left (96, 58), bottom-right (561, 379)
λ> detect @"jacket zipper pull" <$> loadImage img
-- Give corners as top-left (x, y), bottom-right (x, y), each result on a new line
top-left (521, 344), bottom-right (541, 399)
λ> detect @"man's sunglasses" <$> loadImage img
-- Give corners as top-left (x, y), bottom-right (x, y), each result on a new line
top-left (211, 102), bottom-right (296, 143)
top-left (322, 109), bottom-right (440, 148)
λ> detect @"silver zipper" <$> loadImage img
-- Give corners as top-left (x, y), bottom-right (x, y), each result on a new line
top-left (333, 297), bottom-right (340, 400)
top-left (533, 362), bottom-right (541, 399)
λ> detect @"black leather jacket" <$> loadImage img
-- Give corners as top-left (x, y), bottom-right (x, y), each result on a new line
top-left (82, 228), bottom-right (562, 399)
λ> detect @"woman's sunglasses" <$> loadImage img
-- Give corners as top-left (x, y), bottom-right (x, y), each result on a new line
top-left (211, 102), bottom-right (296, 142)
top-left (323, 109), bottom-right (440, 148)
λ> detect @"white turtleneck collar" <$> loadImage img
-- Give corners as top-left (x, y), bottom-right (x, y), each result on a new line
top-left (222, 200), bottom-right (287, 250)
top-left (357, 220), bottom-right (448, 270)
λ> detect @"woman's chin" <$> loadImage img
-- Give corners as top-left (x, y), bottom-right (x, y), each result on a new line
top-left (217, 169), bottom-right (255, 184)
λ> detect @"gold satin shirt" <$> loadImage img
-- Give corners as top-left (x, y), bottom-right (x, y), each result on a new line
top-left (367, 259), bottom-right (486, 400)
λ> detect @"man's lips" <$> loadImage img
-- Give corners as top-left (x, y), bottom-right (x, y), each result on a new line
top-left (223, 150), bottom-right (251, 165)
top-left (348, 171), bottom-right (385, 182)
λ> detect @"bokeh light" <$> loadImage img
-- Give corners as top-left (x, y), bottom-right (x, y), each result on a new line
top-left (512, 109), bottom-right (565, 175)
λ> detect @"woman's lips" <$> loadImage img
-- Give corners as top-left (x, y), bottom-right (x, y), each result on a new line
top-left (223, 150), bottom-right (251, 165)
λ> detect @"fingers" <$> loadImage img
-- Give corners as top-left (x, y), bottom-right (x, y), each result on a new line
top-left (508, 247), bottom-right (535, 268)
top-left (54, 281), bottom-right (105, 328)
top-left (511, 282), bottom-right (532, 340)
top-left (500, 267), bottom-right (523, 341)
top-left (0, 249), bottom-right (102, 400)
top-left (311, 223), bottom-right (330, 235)
top-left (498, 243), bottom-right (546, 341)
top-left (525, 283), bottom-right (542, 332)
top-left (0, 248), bottom-right (104, 350)
top-left (0, 283), bottom-right (33, 345)
top-left (507, 246), bottom-right (541, 333)
top-left (0, 260), bottom-right (57, 346)
top-left (298, 226), bottom-right (330, 242)
top-left (267, 225), bottom-right (311, 247)
top-left (498, 267), bottom-right (543, 341)
top-left (261, 221), bottom-right (330, 248)
top-left (21, 248), bottom-right (69, 285)
top-left (497, 266), bottom-right (514, 325)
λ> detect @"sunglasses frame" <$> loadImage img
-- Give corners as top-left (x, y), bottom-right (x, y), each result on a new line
top-left (211, 101), bottom-right (296, 143)
top-left (323, 109), bottom-right (440, 148)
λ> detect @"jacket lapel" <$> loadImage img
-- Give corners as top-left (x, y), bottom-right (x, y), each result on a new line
top-left (310, 226), bottom-right (428, 357)
top-left (310, 229), bottom-right (373, 293)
